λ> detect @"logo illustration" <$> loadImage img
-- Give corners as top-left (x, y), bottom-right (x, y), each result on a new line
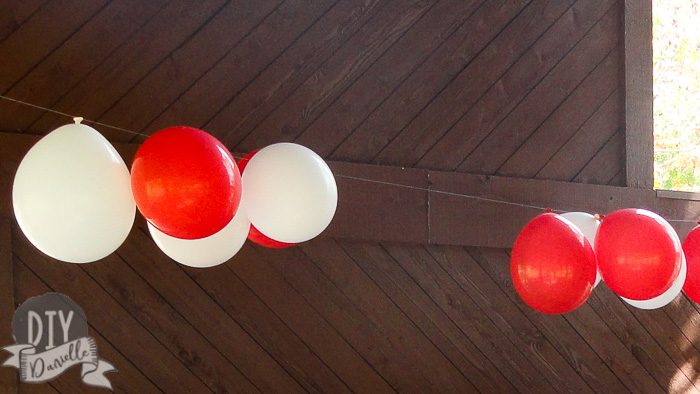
top-left (2, 292), bottom-right (115, 389)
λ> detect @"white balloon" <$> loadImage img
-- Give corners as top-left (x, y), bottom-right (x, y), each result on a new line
top-left (13, 122), bottom-right (135, 263)
top-left (621, 253), bottom-right (687, 309)
top-left (148, 208), bottom-right (250, 268)
top-left (241, 143), bottom-right (337, 243)
top-left (560, 212), bottom-right (602, 287)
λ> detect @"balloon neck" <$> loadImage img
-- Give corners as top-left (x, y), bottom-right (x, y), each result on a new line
top-left (594, 213), bottom-right (604, 222)
top-left (73, 117), bottom-right (83, 125)
top-left (544, 208), bottom-right (553, 213)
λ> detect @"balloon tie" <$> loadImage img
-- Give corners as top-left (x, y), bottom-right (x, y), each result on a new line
top-left (73, 117), bottom-right (83, 125)
top-left (544, 208), bottom-right (553, 213)
top-left (594, 213), bottom-right (604, 221)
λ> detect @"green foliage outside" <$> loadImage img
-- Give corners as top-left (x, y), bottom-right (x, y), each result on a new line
top-left (654, 0), bottom-right (700, 191)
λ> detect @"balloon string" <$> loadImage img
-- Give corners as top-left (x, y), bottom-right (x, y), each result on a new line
top-left (2, 94), bottom-right (698, 224)
top-left (0, 94), bottom-right (151, 137)
top-left (332, 174), bottom-right (700, 224)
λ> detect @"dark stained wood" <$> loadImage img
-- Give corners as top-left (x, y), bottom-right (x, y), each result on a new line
top-left (535, 89), bottom-right (622, 181)
top-left (623, 0), bottom-right (653, 188)
top-left (211, 0), bottom-right (388, 149)
top-left (243, 244), bottom-right (461, 392)
top-left (184, 257), bottom-right (355, 392)
top-left (13, 257), bottom-right (161, 394)
top-left (236, 0), bottom-right (437, 151)
top-left (330, 0), bottom-right (532, 162)
top-left (293, 0), bottom-right (486, 157)
top-left (383, 243), bottom-right (589, 392)
top-left (12, 227), bottom-right (209, 393)
top-left (28, 0), bottom-right (230, 134)
top-left (301, 239), bottom-right (516, 393)
top-left (574, 130), bottom-right (625, 185)
top-left (458, 6), bottom-right (621, 175)
top-left (0, 1), bottom-right (47, 43)
top-left (121, 224), bottom-right (305, 393)
top-left (0, 0), bottom-right (167, 132)
top-left (0, 0), bottom-right (109, 94)
top-left (416, 0), bottom-right (618, 170)
top-left (136, 0), bottom-right (342, 139)
top-left (0, 218), bottom-right (16, 393)
top-left (456, 247), bottom-right (627, 393)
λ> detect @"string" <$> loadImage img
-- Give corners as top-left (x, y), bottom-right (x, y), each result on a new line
top-left (0, 94), bottom-right (151, 137)
top-left (1, 94), bottom-right (698, 224)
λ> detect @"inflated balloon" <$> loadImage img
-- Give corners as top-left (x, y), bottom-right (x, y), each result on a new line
top-left (596, 209), bottom-right (682, 300)
top-left (241, 143), bottom-right (337, 243)
top-left (248, 225), bottom-right (294, 248)
top-left (511, 213), bottom-right (597, 314)
top-left (560, 212), bottom-right (602, 288)
top-left (238, 151), bottom-right (295, 249)
top-left (148, 209), bottom-right (250, 268)
top-left (13, 121), bottom-right (135, 263)
top-left (682, 225), bottom-right (700, 303)
top-left (622, 253), bottom-right (686, 309)
top-left (131, 126), bottom-right (241, 239)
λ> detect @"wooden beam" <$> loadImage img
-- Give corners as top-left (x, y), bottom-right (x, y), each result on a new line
top-left (623, 0), bottom-right (654, 188)
top-left (1, 132), bottom-right (698, 249)
top-left (0, 217), bottom-right (16, 393)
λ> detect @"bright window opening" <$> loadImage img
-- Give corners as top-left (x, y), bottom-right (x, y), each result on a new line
top-left (653, 1), bottom-right (700, 191)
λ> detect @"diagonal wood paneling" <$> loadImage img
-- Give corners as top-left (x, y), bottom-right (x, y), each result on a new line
top-left (3, 0), bottom-right (697, 393)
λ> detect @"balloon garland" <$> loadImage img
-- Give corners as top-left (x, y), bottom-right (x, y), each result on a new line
top-left (13, 120), bottom-right (338, 267)
top-left (511, 209), bottom-right (698, 313)
top-left (9, 113), bottom-right (700, 312)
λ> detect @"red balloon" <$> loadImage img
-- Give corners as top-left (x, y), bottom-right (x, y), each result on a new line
top-left (511, 213), bottom-right (596, 314)
top-left (131, 126), bottom-right (241, 239)
top-left (596, 208), bottom-right (681, 300)
top-left (683, 225), bottom-right (700, 303)
top-left (238, 151), bottom-right (295, 249)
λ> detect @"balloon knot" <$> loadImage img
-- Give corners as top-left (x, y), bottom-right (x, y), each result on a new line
top-left (73, 117), bottom-right (83, 124)
top-left (594, 213), bottom-right (605, 221)
top-left (544, 208), bottom-right (553, 213)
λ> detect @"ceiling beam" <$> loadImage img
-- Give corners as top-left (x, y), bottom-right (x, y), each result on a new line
top-left (1, 132), bottom-right (698, 249)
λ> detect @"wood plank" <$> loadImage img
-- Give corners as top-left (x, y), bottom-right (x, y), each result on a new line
top-left (331, 0), bottom-right (532, 162)
top-left (98, 0), bottom-right (284, 142)
top-left (244, 244), bottom-right (435, 392)
top-left (476, 248), bottom-right (664, 393)
top-left (120, 224), bottom-right (304, 392)
top-left (413, 0), bottom-right (617, 170)
top-left (0, 218), bottom-right (15, 393)
top-left (210, 0), bottom-right (387, 148)
top-left (459, 247), bottom-right (626, 393)
top-left (237, 0), bottom-right (437, 151)
top-left (623, 0), bottom-right (653, 188)
top-left (459, 6), bottom-right (620, 175)
top-left (11, 226), bottom-right (209, 393)
top-left (0, 0), bottom-right (167, 132)
top-left (293, 0), bottom-right (485, 157)
top-left (384, 243), bottom-right (588, 392)
top-left (371, 0), bottom-right (576, 166)
top-left (423, 244), bottom-right (598, 392)
top-left (28, 0), bottom-right (229, 135)
top-left (13, 257), bottom-right (161, 393)
top-left (301, 239), bottom-right (516, 393)
top-left (573, 131), bottom-right (625, 184)
top-left (229, 243), bottom-right (410, 392)
top-left (340, 240), bottom-right (555, 393)
top-left (139, 0), bottom-right (339, 139)
top-left (0, 0), bottom-right (48, 43)
top-left (184, 257), bottom-right (352, 392)
top-left (0, 0), bottom-right (108, 94)
top-left (80, 245), bottom-right (260, 392)
top-left (535, 89), bottom-right (621, 181)
top-left (586, 287), bottom-right (696, 392)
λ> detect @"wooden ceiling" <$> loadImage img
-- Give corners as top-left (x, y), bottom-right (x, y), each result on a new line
top-left (3, 0), bottom-right (699, 393)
